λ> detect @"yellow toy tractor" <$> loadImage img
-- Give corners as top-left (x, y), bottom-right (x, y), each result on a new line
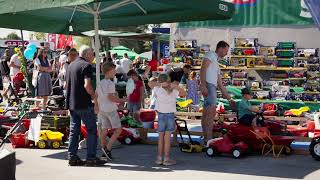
top-left (37, 130), bottom-right (64, 149)
top-left (175, 119), bottom-right (204, 153)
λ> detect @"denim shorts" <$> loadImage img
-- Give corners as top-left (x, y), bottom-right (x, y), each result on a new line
top-left (157, 112), bottom-right (175, 132)
top-left (128, 102), bottom-right (141, 113)
top-left (203, 82), bottom-right (217, 108)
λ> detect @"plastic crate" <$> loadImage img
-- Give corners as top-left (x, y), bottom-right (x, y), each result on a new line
top-left (41, 116), bottom-right (70, 130)
top-left (277, 42), bottom-right (296, 49)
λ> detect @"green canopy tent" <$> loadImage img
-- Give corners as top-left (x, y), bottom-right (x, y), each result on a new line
top-left (0, 0), bottom-right (234, 83)
top-left (109, 45), bottom-right (138, 60)
top-left (82, 30), bottom-right (170, 41)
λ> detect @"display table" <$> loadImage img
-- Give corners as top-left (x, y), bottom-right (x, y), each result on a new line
top-left (217, 98), bottom-right (320, 112)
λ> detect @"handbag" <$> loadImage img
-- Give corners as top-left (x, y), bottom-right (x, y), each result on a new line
top-left (32, 69), bottom-right (39, 87)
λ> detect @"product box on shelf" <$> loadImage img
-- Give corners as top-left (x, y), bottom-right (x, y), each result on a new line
top-left (250, 81), bottom-right (263, 90)
top-left (304, 80), bottom-right (320, 92)
top-left (297, 48), bottom-right (319, 58)
top-left (232, 47), bottom-right (257, 56)
top-left (232, 80), bottom-right (246, 87)
top-left (288, 71), bottom-right (305, 78)
top-left (232, 72), bottom-right (247, 79)
top-left (271, 72), bottom-right (289, 79)
top-left (289, 79), bottom-right (306, 87)
top-left (296, 59), bottom-right (307, 67)
top-left (259, 46), bottom-right (276, 56)
top-left (307, 72), bottom-right (320, 80)
top-left (285, 92), bottom-right (303, 101)
top-left (306, 57), bottom-right (320, 64)
top-left (229, 57), bottom-right (246, 66)
top-left (174, 40), bottom-right (197, 49)
top-left (234, 38), bottom-right (258, 47)
top-left (302, 93), bottom-right (320, 102)
top-left (307, 65), bottom-right (319, 71)
top-left (253, 91), bottom-right (270, 99)
top-left (271, 84), bottom-right (290, 98)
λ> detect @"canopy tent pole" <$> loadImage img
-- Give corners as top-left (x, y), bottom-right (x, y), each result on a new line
top-left (93, 8), bottom-right (101, 84)
top-left (157, 40), bottom-right (160, 61)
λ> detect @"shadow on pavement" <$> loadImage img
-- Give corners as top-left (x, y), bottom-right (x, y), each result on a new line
top-left (42, 144), bottom-right (320, 179)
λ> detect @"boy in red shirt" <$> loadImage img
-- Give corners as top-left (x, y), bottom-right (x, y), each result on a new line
top-left (127, 69), bottom-right (144, 121)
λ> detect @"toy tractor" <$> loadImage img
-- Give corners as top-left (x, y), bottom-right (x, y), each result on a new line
top-left (206, 129), bottom-right (248, 159)
top-left (175, 119), bottom-right (203, 153)
top-left (37, 130), bottom-right (64, 149)
top-left (310, 132), bottom-right (320, 161)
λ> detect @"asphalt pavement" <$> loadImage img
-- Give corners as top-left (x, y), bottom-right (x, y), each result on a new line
top-left (7, 144), bottom-right (320, 180)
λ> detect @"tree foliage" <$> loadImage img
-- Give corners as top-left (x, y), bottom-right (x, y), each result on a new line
top-left (34, 32), bottom-right (46, 41)
top-left (6, 32), bottom-right (21, 40)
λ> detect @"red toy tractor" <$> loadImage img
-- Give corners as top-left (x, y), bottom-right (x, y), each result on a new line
top-left (309, 130), bottom-right (320, 161)
top-left (206, 129), bottom-right (248, 159)
top-left (226, 124), bottom-right (295, 157)
top-left (107, 127), bottom-right (141, 145)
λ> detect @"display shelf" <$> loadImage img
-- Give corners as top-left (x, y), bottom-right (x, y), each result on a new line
top-left (234, 47), bottom-right (258, 49)
top-left (251, 88), bottom-right (263, 91)
top-left (303, 91), bottom-right (320, 94)
top-left (288, 78), bottom-right (306, 80)
top-left (230, 55), bottom-right (263, 58)
top-left (276, 58), bottom-right (294, 61)
top-left (276, 49), bottom-right (295, 52)
top-left (232, 78), bottom-right (247, 81)
top-left (221, 66), bottom-right (307, 71)
top-left (270, 78), bottom-right (287, 81)
top-left (295, 57), bottom-right (314, 60)
top-left (176, 48), bottom-right (196, 50)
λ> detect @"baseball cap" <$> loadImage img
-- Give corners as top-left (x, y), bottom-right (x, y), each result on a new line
top-left (241, 87), bottom-right (253, 95)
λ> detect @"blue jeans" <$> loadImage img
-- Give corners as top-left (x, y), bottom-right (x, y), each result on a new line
top-left (157, 113), bottom-right (175, 132)
top-left (203, 82), bottom-right (217, 108)
top-left (68, 107), bottom-right (97, 159)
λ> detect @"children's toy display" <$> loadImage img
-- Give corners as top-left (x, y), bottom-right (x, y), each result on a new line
top-left (284, 106), bottom-right (310, 117)
top-left (175, 119), bottom-right (203, 153)
top-left (36, 130), bottom-right (64, 149)
top-left (107, 127), bottom-right (141, 145)
top-left (121, 115), bottom-right (143, 128)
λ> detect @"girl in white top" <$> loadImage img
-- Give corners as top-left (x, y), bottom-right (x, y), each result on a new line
top-left (153, 73), bottom-right (186, 166)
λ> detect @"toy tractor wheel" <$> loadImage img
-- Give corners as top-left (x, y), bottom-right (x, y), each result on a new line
top-left (309, 138), bottom-right (320, 161)
top-left (206, 147), bottom-right (216, 157)
top-left (51, 141), bottom-right (61, 149)
top-left (283, 146), bottom-right (293, 156)
top-left (180, 143), bottom-right (191, 153)
top-left (124, 137), bottom-right (133, 145)
top-left (37, 140), bottom-right (47, 149)
top-left (232, 148), bottom-right (242, 159)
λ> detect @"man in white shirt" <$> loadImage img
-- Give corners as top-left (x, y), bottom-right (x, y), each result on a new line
top-left (120, 53), bottom-right (132, 74)
top-left (9, 53), bottom-right (21, 82)
top-left (200, 41), bottom-right (235, 144)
